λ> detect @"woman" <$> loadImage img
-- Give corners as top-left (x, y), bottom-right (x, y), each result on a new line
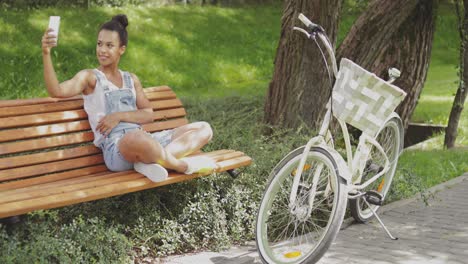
top-left (42, 14), bottom-right (216, 182)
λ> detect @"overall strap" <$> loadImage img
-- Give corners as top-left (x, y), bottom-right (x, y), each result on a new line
top-left (93, 69), bottom-right (110, 92)
top-left (122, 71), bottom-right (133, 90)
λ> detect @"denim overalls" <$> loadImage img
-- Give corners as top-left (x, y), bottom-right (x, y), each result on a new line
top-left (94, 69), bottom-right (174, 171)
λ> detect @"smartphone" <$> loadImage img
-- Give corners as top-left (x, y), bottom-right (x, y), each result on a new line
top-left (48, 16), bottom-right (60, 39)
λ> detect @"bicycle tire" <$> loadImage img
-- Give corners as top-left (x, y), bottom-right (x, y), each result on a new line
top-left (256, 146), bottom-right (347, 264)
top-left (349, 116), bottom-right (403, 223)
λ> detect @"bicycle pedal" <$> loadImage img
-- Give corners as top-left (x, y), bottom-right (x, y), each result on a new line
top-left (364, 190), bottom-right (383, 206)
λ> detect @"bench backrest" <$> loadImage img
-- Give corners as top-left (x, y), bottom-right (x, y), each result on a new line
top-left (0, 86), bottom-right (188, 187)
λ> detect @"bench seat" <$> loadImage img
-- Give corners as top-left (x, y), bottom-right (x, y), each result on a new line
top-left (0, 86), bottom-right (252, 219)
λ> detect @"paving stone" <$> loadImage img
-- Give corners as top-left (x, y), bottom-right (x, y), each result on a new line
top-left (162, 174), bottom-right (468, 264)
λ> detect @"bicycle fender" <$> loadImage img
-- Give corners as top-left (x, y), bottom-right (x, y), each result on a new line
top-left (383, 112), bottom-right (404, 155)
top-left (268, 145), bottom-right (352, 185)
top-left (267, 146), bottom-right (306, 182)
top-left (317, 145), bottom-right (352, 185)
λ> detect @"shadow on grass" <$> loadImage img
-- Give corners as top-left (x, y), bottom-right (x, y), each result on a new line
top-left (0, 5), bottom-right (281, 99)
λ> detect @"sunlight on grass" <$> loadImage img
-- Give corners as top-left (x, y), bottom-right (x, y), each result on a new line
top-left (409, 3), bottom-right (467, 150)
top-left (399, 148), bottom-right (468, 187)
top-left (0, 5), bottom-right (281, 100)
top-left (419, 95), bottom-right (459, 102)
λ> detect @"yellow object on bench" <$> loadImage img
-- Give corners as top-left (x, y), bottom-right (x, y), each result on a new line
top-left (0, 86), bottom-right (252, 219)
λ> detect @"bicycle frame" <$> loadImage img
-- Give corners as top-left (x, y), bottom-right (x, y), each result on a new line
top-left (288, 24), bottom-right (393, 213)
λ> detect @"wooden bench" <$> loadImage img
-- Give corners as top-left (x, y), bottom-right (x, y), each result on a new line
top-left (0, 86), bottom-right (252, 219)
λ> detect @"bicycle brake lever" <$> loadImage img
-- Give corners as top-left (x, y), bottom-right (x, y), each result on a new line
top-left (292, 27), bottom-right (311, 39)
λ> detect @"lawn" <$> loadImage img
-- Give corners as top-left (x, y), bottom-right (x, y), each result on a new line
top-left (0, 5), bottom-right (280, 99)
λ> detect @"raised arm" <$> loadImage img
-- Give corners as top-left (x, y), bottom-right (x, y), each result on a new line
top-left (42, 28), bottom-right (89, 98)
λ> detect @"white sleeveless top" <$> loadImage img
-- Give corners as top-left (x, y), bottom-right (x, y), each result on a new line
top-left (82, 69), bottom-right (136, 147)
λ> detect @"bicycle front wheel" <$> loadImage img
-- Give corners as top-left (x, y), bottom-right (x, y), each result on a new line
top-left (256, 147), bottom-right (347, 264)
top-left (349, 117), bottom-right (403, 223)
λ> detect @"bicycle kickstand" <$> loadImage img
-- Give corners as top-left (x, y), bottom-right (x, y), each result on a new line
top-left (363, 198), bottom-right (398, 240)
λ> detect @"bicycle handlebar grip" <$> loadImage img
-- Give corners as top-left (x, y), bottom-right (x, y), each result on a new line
top-left (388, 68), bottom-right (401, 79)
top-left (298, 13), bottom-right (319, 30)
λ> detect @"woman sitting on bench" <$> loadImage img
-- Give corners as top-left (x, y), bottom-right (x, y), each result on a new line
top-left (41, 14), bottom-right (217, 182)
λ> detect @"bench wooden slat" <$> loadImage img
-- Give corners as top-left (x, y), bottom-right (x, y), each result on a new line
top-left (0, 173), bottom-right (142, 205)
top-left (0, 155), bottom-right (105, 182)
top-left (149, 98), bottom-right (183, 110)
top-left (144, 90), bottom-right (177, 101)
top-left (0, 99), bottom-right (183, 130)
top-left (0, 108), bottom-right (186, 143)
top-left (0, 90), bottom-right (176, 118)
top-left (0, 118), bottom-right (188, 156)
top-left (0, 120), bottom-right (90, 143)
top-left (0, 145), bottom-right (100, 170)
top-left (1, 171), bottom-right (133, 197)
top-left (0, 165), bottom-right (108, 191)
top-left (0, 110), bottom-right (89, 129)
top-left (0, 100), bottom-right (84, 118)
top-left (0, 151), bottom-right (247, 205)
top-left (0, 150), bottom-right (235, 195)
top-left (215, 156), bottom-right (252, 172)
top-left (143, 86), bottom-right (172, 93)
top-left (0, 155), bottom-right (252, 218)
top-left (0, 148), bottom-right (238, 185)
top-left (0, 95), bottom-right (82, 108)
top-left (0, 131), bottom-right (94, 156)
top-left (0, 86), bottom-right (171, 108)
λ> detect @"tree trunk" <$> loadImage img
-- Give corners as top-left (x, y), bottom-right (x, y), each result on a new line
top-left (444, 0), bottom-right (468, 148)
top-left (264, 0), bottom-right (342, 130)
top-left (338, 0), bottom-right (438, 129)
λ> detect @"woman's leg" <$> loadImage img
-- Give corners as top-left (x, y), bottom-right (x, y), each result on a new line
top-left (165, 121), bottom-right (213, 158)
top-left (118, 130), bottom-right (188, 172)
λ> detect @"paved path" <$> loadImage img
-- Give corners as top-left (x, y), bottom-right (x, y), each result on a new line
top-left (164, 173), bottom-right (468, 264)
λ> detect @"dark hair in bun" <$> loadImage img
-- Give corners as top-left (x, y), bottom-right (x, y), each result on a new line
top-left (99, 14), bottom-right (128, 46)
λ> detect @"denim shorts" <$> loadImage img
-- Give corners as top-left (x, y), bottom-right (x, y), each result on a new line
top-left (101, 128), bottom-right (175, 172)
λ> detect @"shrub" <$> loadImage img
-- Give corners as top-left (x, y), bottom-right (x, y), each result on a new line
top-left (0, 216), bottom-right (131, 263)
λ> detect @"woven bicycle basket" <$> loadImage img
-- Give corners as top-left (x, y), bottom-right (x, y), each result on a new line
top-left (331, 58), bottom-right (407, 137)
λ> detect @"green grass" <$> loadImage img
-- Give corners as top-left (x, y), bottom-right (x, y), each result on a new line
top-left (411, 4), bottom-right (468, 147)
top-left (413, 4), bottom-right (463, 124)
top-left (0, 5), bottom-right (281, 99)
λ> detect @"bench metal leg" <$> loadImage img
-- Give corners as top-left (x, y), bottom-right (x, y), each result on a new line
top-left (227, 169), bottom-right (240, 179)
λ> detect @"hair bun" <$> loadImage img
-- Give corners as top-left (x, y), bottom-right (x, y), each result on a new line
top-left (112, 14), bottom-right (128, 28)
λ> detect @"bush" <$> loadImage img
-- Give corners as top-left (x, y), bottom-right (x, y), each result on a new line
top-left (0, 216), bottom-right (131, 263)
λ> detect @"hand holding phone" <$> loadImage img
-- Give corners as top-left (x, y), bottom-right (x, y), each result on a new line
top-left (48, 16), bottom-right (60, 40)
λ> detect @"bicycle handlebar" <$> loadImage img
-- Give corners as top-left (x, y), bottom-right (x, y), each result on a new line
top-left (298, 13), bottom-right (324, 33)
top-left (295, 13), bottom-right (400, 83)
top-left (295, 13), bottom-right (338, 78)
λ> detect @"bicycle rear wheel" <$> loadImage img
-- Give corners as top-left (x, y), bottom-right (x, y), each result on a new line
top-left (349, 117), bottom-right (403, 223)
top-left (256, 147), bottom-right (347, 264)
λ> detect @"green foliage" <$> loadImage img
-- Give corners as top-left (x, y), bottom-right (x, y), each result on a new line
top-left (412, 3), bottom-right (465, 126)
top-left (222, 185), bottom-right (257, 242)
top-left (178, 181), bottom-right (230, 250)
top-left (386, 148), bottom-right (468, 204)
top-left (0, 216), bottom-right (131, 263)
top-left (0, 5), bottom-right (280, 100)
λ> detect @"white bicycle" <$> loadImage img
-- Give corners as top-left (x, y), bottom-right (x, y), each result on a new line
top-left (256, 14), bottom-right (407, 264)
